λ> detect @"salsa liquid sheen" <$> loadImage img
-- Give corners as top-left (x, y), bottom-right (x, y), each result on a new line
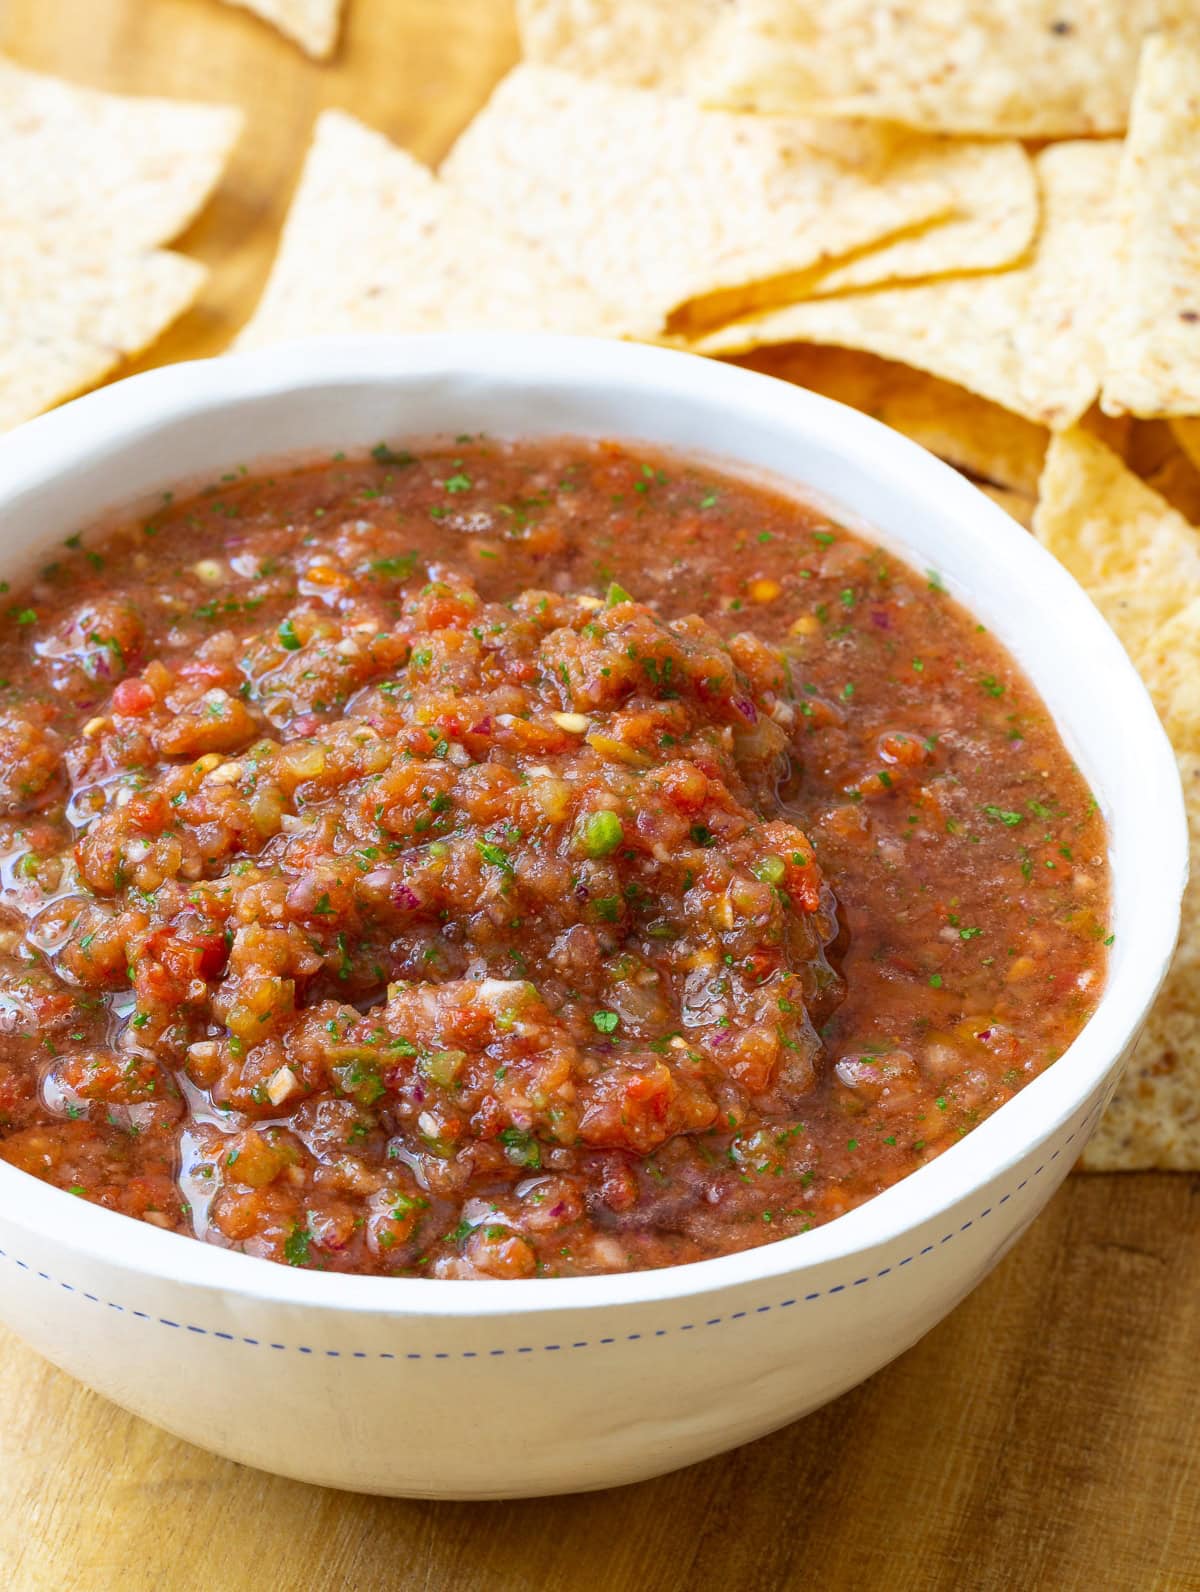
top-left (0, 439), bottom-right (1109, 1278)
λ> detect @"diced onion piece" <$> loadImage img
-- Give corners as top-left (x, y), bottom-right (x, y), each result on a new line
top-left (266, 1066), bottom-right (301, 1106)
top-left (530, 776), bottom-right (572, 822)
top-left (279, 743), bottom-right (327, 781)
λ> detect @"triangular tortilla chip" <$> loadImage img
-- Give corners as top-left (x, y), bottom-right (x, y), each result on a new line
top-left (0, 246), bottom-right (206, 430)
top-left (1033, 428), bottom-right (1200, 666)
top-left (1131, 599), bottom-right (1200, 754)
top-left (698, 143), bottom-right (1120, 430)
top-left (0, 55), bottom-right (241, 251)
top-left (802, 136), bottom-right (1036, 297)
top-left (515, 0), bottom-right (722, 90)
top-left (697, 0), bottom-right (1185, 137)
top-left (219, 0), bottom-right (345, 57)
top-left (1081, 752), bottom-right (1200, 1170)
top-left (1101, 32), bottom-right (1200, 417)
top-left (515, 5), bottom-right (1038, 293)
top-left (730, 344), bottom-right (1048, 494)
top-left (441, 65), bottom-right (970, 332)
top-left (238, 111), bottom-right (627, 348)
top-left (1034, 438), bottom-right (1200, 1171)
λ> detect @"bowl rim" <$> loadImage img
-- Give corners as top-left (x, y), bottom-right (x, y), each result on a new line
top-left (0, 332), bottom-right (1186, 1321)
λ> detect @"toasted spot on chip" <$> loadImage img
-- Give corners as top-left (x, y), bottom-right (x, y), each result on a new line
top-left (696, 0), bottom-right (1182, 137)
top-left (218, 0), bottom-right (345, 57)
top-left (0, 54), bottom-right (242, 251)
top-left (697, 142), bottom-right (1121, 430)
top-left (441, 64), bottom-right (970, 333)
top-left (1033, 427), bottom-right (1200, 666)
top-left (1100, 31), bottom-right (1200, 418)
top-left (237, 110), bottom-right (629, 348)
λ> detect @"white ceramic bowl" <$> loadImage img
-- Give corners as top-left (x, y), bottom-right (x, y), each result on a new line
top-left (0, 336), bottom-right (1185, 1499)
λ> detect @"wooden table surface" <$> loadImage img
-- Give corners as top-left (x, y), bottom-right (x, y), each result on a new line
top-left (2, 3), bottom-right (1200, 1587)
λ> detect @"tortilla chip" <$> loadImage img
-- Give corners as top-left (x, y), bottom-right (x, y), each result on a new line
top-left (1131, 599), bottom-right (1200, 753)
top-left (697, 0), bottom-right (1184, 137)
top-left (515, 0), bottom-right (722, 90)
top-left (1081, 751), bottom-right (1200, 1171)
top-left (0, 246), bottom-right (205, 431)
top-left (1035, 439), bottom-right (1200, 1171)
top-left (238, 111), bottom-right (626, 348)
top-left (441, 65), bottom-right (974, 333)
top-left (512, 16), bottom-right (1031, 296)
top-left (516, 0), bottom-right (1035, 292)
top-left (798, 140), bottom-right (1031, 299)
top-left (1100, 32), bottom-right (1200, 417)
top-left (730, 345), bottom-right (1048, 494)
top-left (0, 56), bottom-right (241, 252)
top-left (1033, 428), bottom-right (1200, 665)
top-left (698, 142), bottom-right (1120, 430)
top-left (219, 0), bottom-right (345, 57)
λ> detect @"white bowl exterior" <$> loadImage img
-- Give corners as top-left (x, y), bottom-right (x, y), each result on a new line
top-left (0, 337), bottom-right (1184, 1496)
top-left (0, 1093), bottom-right (1106, 1497)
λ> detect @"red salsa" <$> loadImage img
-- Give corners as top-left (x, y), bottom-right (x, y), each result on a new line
top-left (0, 440), bottom-right (1109, 1277)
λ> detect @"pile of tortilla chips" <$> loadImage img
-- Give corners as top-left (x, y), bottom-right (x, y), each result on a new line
top-left (13, 6), bottom-right (1200, 1169)
top-left (0, 57), bottom-right (241, 429)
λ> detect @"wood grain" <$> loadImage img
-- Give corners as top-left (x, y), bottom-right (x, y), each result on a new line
top-left (2, 4), bottom-right (1199, 1587)
top-left (3, 1175), bottom-right (1200, 1591)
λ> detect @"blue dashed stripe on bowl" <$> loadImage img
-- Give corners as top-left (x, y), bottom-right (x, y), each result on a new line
top-left (0, 1110), bottom-right (1095, 1361)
